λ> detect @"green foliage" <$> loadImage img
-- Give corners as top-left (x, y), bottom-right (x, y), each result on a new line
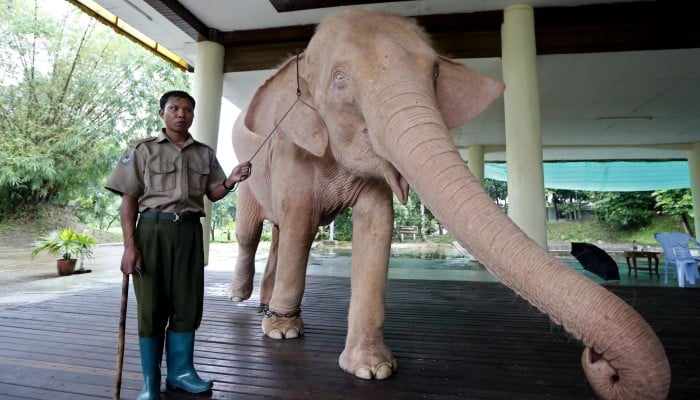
top-left (483, 178), bottom-right (507, 207)
top-left (653, 189), bottom-right (693, 219)
top-left (546, 189), bottom-right (591, 220)
top-left (394, 189), bottom-right (438, 237)
top-left (546, 214), bottom-right (688, 246)
top-left (0, 0), bottom-right (190, 218)
top-left (613, 214), bottom-right (689, 245)
top-left (211, 193), bottom-right (238, 240)
top-left (260, 220), bottom-right (274, 241)
top-left (70, 190), bottom-right (120, 230)
top-left (547, 219), bottom-right (617, 244)
top-left (591, 192), bottom-right (656, 230)
top-left (31, 227), bottom-right (95, 260)
top-left (331, 208), bottom-right (353, 241)
top-left (323, 189), bottom-right (438, 242)
top-left (393, 190), bottom-right (423, 227)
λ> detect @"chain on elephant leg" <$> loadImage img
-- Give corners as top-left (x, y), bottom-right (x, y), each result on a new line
top-left (262, 305), bottom-right (304, 339)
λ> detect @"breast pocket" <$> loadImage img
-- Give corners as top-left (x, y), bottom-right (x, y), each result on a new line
top-left (188, 161), bottom-right (210, 192)
top-left (148, 162), bottom-right (176, 192)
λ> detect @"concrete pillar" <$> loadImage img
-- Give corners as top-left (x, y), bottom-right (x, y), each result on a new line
top-left (501, 4), bottom-right (547, 248)
top-left (688, 143), bottom-right (700, 238)
top-left (466, 145), bottom-right (485, 185)
top-left (191, 41), bottom-right (225, 264)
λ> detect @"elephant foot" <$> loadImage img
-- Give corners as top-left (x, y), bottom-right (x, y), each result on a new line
top-left (261, 307), bottom-right (304, 339)
top-left (339, 343), bottom-right (397, 380)
top-left (228, 278), bottom-right (253, 302)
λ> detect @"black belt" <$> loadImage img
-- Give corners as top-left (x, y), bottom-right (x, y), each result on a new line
top-left (139, 210), bottom-right (202, 222)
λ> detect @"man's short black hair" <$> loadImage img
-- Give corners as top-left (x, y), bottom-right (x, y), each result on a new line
top-left (160, 90), bottom-right (195, 110)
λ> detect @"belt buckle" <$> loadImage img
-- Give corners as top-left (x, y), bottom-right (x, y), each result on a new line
top-left (173, 212), bottom-right (180, 222)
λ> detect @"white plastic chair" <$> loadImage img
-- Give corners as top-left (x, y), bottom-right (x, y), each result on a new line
top-left (671, 246), bottom-right (700, 287)
top-left (668, 232), bottom-right (700, 255)
top-left (654, 232), bottom-right (700, 287)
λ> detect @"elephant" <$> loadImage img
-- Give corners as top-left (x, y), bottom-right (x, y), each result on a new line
top-left (227, 8), bottom-right (670, 400)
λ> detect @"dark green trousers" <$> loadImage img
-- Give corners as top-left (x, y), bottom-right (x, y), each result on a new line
top-left (134, 218), bottom-right (205, 338)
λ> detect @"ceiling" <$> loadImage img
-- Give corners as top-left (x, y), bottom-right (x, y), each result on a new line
top-left (81, 0), bottom-right (700, 162)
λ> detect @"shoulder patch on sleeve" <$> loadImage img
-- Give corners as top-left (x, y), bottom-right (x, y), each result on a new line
top-left (119, 152), bottom-right (133, 165)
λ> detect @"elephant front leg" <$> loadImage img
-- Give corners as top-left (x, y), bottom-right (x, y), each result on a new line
top-left (229, 185), bottom-right (263, 302)
top-left (262, 218), bottom-right (316, 340)
top-left (339, 188), bottom-right (396, 380)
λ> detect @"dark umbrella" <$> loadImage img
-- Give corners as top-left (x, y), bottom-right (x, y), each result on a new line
top-left (570, 242), bottom-right (621, 281)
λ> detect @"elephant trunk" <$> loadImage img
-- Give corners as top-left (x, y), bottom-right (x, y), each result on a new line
top-left (371, 103), bottom-right (670, 399)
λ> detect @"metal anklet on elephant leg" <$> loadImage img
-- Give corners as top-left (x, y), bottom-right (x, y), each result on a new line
top-left (263, 304), bottom-right (301, 318)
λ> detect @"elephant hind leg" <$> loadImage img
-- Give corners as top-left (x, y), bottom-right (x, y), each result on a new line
top-left (229, 184), bottom-right (263, 302)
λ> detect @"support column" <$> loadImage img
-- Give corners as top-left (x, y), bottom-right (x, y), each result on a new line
top-left (191, 41), bottom-right (225, 264)
top-left (466, 145), bottom-right (485, 185)
top-left (688, 143), bottom-right (700, 238)
top-left (501, 4), bottom-right (547, 248)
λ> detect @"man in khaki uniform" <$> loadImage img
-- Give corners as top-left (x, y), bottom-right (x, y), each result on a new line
top-left (106, 90), bottom-right (250, 400)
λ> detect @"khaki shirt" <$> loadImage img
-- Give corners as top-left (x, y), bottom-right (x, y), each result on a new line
top-left (105, 130), bottom-right (227, 216)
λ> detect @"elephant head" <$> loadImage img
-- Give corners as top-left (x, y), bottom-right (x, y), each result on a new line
top-left (235, 8), bottom-right (670, 399)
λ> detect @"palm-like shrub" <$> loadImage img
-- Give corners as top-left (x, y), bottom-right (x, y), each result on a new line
top-left (31, 228), bottom-right (95, 260)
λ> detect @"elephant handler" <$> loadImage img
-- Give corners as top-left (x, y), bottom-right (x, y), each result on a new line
top-left (105, 90), bottom-right (251, 400)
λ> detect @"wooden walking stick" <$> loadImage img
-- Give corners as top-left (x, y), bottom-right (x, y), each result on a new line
top-left (114, 273), bottom-right (129, 400)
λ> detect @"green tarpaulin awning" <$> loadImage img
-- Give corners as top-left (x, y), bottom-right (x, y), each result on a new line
top-left (484, 161), bottom-right (690, 191)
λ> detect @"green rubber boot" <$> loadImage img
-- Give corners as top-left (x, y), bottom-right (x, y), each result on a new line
top-left (137, 336), bottom-right (163, 400)
top-left (165, 330), bottom-right (213, 393)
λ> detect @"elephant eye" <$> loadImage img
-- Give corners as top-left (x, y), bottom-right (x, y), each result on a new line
top-left (433, 63), bottom-right (440, 81)
top-left (333, 71), bottom-right (348, 87)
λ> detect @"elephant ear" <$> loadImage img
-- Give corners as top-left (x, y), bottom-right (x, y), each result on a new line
top-left (436, 56), bottom-right (504, 130)
top-left (245, 53), bottom-right (328, 157)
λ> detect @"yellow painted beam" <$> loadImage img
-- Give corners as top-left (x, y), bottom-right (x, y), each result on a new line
top-left (66, 0), bottom-right (192, 72)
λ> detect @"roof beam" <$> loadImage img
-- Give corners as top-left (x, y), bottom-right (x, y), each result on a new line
top-left (140, 1), bottom-right (700, 72)
top-left (142, 0), bottom-right (213, 40)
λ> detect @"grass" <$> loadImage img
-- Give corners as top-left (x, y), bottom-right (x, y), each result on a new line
top-left (430, 215), bottom-right (690, 247)
top-left (547, 215), bottom-right (688, 246)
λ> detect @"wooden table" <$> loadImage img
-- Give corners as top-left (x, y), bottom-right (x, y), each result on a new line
top-left (623, 250), bottom-right (660, 278)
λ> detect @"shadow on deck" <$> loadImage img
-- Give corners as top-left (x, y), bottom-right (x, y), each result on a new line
top-left (0, 271), bottom-right (698, 399)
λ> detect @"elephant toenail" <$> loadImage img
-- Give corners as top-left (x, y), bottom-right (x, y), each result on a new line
top-left (374, 362), bottom-right (394, 379)
top-left (354, 366), bottom-right (373, 380)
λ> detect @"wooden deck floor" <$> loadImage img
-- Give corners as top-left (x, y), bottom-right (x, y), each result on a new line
top-left (0, 272), bottom-right (698, 399)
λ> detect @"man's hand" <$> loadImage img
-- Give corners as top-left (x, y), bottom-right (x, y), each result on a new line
top-left (119, 194), bottom-right (142, 275)
top-left (230, 161), bottom-right (252, 183)
top-left (121, 243), bottom-right (143, 275)
top-left (211, 161), bottom-right (253, 201)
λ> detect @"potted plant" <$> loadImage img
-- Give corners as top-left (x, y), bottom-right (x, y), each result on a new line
top-left (31, 228), bottom-right (96, 276)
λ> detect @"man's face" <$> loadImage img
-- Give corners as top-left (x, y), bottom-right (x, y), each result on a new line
top-left (159, 96), bottom-right (194, 135)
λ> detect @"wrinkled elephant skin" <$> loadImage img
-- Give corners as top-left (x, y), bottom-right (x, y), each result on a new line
top-left (228, 8), bottom-right (670, 399)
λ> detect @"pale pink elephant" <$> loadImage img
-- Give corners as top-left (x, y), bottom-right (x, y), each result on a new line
top-left (228, 8), bottom-right (670, 400)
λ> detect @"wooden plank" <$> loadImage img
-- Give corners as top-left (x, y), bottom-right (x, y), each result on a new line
top-left (0, 272), bottom-right (697, 399)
